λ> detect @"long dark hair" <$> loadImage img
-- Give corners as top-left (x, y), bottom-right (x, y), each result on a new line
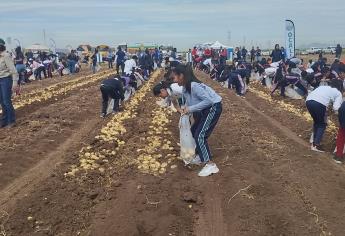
top-left (0, 45), bottom-right (5, 52)
top-left (15, 46), bottom-right (23, 57)
top-left (172, 64), bottom-right (201, 93)
top-left (153, 80), bottom-right (172, 96)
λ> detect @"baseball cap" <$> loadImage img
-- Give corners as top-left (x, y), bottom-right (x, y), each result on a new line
top-left (0, 38), bottom-right (5, 46)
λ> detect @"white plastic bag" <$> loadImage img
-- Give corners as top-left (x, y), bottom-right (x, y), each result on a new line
top-left (179, 115), bottom-right (196, 163)
top-left (96, 64), bottom-right (101, 72)
top-left (107, 99), bottom-right (114, 115)
top-left (124, 89), bottom-right (131, 101)
top-left (265, 77), bottom-right (273, 89)
top-left (285, 85), bottom-right (303, 100)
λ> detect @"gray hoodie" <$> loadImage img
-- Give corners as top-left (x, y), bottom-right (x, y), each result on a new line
top-left (183, 82), bottom-right (222, 113)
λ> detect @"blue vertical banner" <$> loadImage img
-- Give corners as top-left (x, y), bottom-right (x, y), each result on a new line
top-left (227, 48), bottom-right (234, 61)
top-left (285, 19), bottom-right (295, 59)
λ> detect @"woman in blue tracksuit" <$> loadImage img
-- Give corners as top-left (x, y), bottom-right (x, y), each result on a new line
top-left (172, 64), bottom-right (222, 177)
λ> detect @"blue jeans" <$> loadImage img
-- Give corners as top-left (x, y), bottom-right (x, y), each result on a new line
top-left (306, 100), bottom-right (326, 145)
top-left (0, 77), bottom-right (15, 126)
top-left (16, 64), bottom-right (26, 84)
top-left (68, 60), bottom-right (76, 74)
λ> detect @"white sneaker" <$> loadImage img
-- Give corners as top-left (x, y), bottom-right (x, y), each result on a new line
top-left (311, 145), bottom-right (324, 153)
top-left (184, 155), bottom-right (202, 166)
top-left (198, 163), bottom-right (219, 177)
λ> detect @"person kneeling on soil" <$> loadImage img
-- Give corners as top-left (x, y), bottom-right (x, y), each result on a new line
top-left (100, 75), bottom-right (125, 118)
top-left (172, 64), bottom-right (222, 177)
top-left (332, 65), bottom-right (345, 163)
top-left (306, 80), bottom-right (343, 152)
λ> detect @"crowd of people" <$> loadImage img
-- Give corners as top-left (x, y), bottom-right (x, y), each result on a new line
top-left (3, 34), bottom-right (345, 172)
top-left (189, 42), bottom-right (345, 164)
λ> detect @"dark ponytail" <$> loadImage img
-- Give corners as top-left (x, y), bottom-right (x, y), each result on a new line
top-left (172, 64), bottom-right (201, 93)
top-left (153, 80), bottom-right (172, 96)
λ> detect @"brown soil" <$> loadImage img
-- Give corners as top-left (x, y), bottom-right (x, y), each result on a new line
top-left (1, 69), bottom-right (345, 235)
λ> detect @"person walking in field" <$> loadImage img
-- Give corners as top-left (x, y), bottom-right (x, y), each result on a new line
top-left (255, 46), bottom-right (262, 62)
top-left (172, 64), bottom-right (222, 177)
top-left (115, 46), bottom-right (126, 75)
top-left (250, 47), bottom-right (256, 63)
top-left (336, 44), bottom-right (342, 59)
top-left (91, 49), bottom-right (98, 74)
top-left (0, 38), bottom-right (19, 128)
top-left (241, 47), bottom-right (248, 62)
top-left (107, 49), bottom-right (113, 69)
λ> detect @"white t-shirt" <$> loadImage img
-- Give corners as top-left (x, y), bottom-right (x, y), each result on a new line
top-left (270, 62), bottom-right (280, 68)
top-left (124, 59), bottom-right (137, 75)
top-left (203, 58), bottom-right (212, 66)
top-left (306, 86), bottom-right (343, 111)
top-left (186, 52), bottom-right (192, 63)
top-left (164, 83), bottom-right (183, 105)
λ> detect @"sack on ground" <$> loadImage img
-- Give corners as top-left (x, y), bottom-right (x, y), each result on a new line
top-left (179, 115), bottom-right (196, 162)
top-left (107, 99), bottom-right (114, 115)
top-left (96, 64), bottom-right (101, 72)
top-left (124, 89), bottom-right (131, 101)
top-left (285, 85), bottom-right (303, 100)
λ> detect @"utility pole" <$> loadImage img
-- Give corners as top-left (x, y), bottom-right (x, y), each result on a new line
top-left (227, 31), bottom-right (231, 46)
top-left (43, 29), bottom-right (46, 45)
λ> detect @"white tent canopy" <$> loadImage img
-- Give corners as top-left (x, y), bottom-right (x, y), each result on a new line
top-left (25, 44), bottom-right (50, 52)
top-left (210, 41), bottom-right (230, 49)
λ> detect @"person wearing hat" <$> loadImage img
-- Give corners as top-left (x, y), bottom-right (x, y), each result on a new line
top-left (0, 38), bottom-right (19, 128)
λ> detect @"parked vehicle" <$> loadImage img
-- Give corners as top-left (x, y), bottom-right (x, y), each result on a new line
top-left (261, 51), bottom-right (270, 56)
top-left (323, 46), bottom-right (336, 54)
top-left (306, 47), bottom-right (322, 54)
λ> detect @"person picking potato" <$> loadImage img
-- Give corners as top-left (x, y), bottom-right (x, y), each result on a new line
top-left (100, 75), bottom-right (125, 118)
top-left (172, 64), bottom-right (222, 177)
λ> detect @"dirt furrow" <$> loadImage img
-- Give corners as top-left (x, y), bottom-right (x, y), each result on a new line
top-left (0, 74), bottom-right (109, 191)
top-left (195, 71), bottom-right (345, 235)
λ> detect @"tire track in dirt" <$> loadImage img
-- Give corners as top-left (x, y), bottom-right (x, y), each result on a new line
top-left (247, 82), bottom-right (337, 151)
top-left (0, 75), bottom-right (108, 192)
top-left (194, 181), bottom-right (228, 236)
top-left (0, 116), bottom-right (101, 212)
top-left (1, 70), bottom-right (189, 236)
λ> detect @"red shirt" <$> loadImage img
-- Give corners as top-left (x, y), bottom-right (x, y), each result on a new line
top-left (192, 49), bottom-right (197, 56)
top-left (204, 48), bottom-right (211, 56)
top-left (221, 49), bottom-right (227, 57)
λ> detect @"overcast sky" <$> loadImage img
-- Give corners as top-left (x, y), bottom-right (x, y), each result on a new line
top-left (1, 0), bottom-right (344, 50)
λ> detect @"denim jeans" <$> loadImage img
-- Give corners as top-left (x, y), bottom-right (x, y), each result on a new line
top-left (0, 76), bottom-right (15, 127)
top-left (16, 64), bottom-right (26, 84)
top-left (306, 100), bottom-right (327, 145)
top-left (68, 60), bottom-right (76, 74)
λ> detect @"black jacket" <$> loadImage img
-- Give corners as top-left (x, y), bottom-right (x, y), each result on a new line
top-left (101, 78), bottom-right (125, 100)
top-left (271, 49), bottom-right (283, 62)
